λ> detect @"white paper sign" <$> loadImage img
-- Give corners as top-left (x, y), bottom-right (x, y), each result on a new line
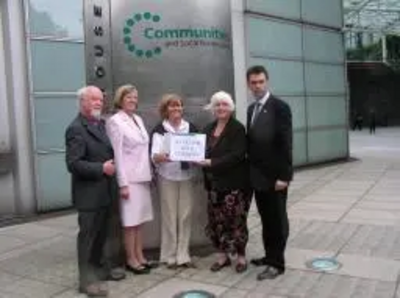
top-left (169, 133), bottom-right (206, 162)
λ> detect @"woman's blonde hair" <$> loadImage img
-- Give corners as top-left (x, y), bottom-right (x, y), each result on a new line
top-left (113, 84), bottom-right (137, 109)
top-left (158, 93), bottom-right (183, 119)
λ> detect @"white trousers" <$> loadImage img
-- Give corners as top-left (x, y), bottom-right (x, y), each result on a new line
top-left (158, 176), bottom-right (194, 265)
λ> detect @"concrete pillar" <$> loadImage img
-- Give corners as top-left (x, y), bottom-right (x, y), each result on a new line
top-left (0, 0), bottom-right (16, 213)
top-left (2, 0), bottom-right (36, 214)
top-left (231, 0), bottom-right (248, 124)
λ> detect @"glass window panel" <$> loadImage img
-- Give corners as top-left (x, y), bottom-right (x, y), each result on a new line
top-left (307, 129), bottom-right (348, 162)
top-left (30, 40), bottom-right (85, 92)
top-left (34, 96), bottom-right (78, 151)
top-left (301, 0), bottom-right (342, 28)
top-left (303, 27), bottom-right (344, 63)
top-left (294, 131), bottom-right (307, 166)
top-left (282, 97), bottom-right (306, 129)
top-left (29, 0), bottom-right (83, 39)
top-left (307, 97), bottom-right (347, 128)
top-left (36, 153), bottom-right (71, 211)
top-left (304, 63), bottom-right (346, 95)
top-left (246, 0), bottom-right (301, 20)
top-left (246, 17), bottom-right (302, 59)
top-left (248, 58), bottom-right (304, 96)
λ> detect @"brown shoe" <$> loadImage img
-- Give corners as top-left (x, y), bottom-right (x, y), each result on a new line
top-left (79, 283), bottom-right (109, 297)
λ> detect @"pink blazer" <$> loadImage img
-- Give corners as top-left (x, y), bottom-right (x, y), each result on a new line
top-left (106, 111), bottom-right (152, 186)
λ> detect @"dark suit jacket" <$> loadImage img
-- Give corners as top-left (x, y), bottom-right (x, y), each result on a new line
top-left (203, 117), bottom-right (249, 191)
top-left (65, 114), bottom-right (118, 211)
top-left (247, 94), bottom-right (293, 191)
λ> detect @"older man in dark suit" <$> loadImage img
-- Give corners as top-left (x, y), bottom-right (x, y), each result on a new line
top-left (65, 86), bottom-right (125, 297)
top-left (246, 66), bottom-right (293, 280)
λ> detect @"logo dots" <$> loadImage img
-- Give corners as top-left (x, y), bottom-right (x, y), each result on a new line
top-left (123, 12), bottom-right (162, 58)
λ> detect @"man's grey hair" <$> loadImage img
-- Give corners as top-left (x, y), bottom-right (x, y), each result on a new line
top-left (77, 86), bottom-right (101, 101)
top-left (77, 87), bottom-right (86, 101)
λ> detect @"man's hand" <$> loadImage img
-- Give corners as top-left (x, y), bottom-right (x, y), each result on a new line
top-left (103, 160), bottom-right (115, 176)
top-left (120, 186), bottom-right (129, 200)
top-left (153, 153), bottom-right (170, 164)
top-left (275, 180), bottom-right (288, 191)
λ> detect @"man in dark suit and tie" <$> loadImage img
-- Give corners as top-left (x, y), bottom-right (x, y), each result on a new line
top-left (65, 86), bottom-right (125, 296)
top-left (246, 66), bottom-right (293, 280)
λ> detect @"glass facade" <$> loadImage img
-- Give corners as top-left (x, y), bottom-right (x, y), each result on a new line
top-left (23, 0), bottom-right (348, 212)
top-left (28, 0), bottom-right (85, 211)
top-left (245, 0), bottom-right (348, 166)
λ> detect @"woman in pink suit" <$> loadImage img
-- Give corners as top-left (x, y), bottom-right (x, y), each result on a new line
top-left (106, 84), bottom-right (153, 274)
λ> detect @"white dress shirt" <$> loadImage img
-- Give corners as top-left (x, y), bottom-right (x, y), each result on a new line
top-left (251, 91), bottom-right (270, 124)
top-left (257, 91), bottom-right (270, 106)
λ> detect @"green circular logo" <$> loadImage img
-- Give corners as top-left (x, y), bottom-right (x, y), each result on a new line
top-left (123, 12), bottom-right (162, 59)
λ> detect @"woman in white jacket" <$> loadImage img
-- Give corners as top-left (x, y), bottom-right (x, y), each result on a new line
top-left (106, 85), bottom-right (153, 274)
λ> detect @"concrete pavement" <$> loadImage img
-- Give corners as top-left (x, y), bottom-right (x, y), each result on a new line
top-left (1, 128), bottom-right (400, 297)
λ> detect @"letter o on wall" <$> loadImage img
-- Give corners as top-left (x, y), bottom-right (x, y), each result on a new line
top-left (95, 66), bottom-right (106, 78)
top-left (155, 30), bottom-right (164, 38)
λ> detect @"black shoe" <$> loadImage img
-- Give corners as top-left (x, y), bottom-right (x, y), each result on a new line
top-left (210, 258), bottom-right (231, 272)
top-left (250, 257), bottom-right (267, 267)
top-left (257, 266), bottom-right (283, 280)
top-left (126, 264), bottom-right (150, 275)
top-left (142, 261), bottom-right (159, 269)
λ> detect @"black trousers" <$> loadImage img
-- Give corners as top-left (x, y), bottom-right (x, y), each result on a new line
top-left (77, 207), bottom-right (110, 287)
top-left (254, 189), bottom-right (289, 272)
top-left (103, 197), bottom-right (125, 270)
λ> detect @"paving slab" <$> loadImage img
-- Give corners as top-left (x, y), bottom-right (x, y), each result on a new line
top-left (1, 278), bottom-right (66, 297)
top-left (234, 269), bottom-right (322, 297)
top-left (136, 278), bottom-right (228, 298)
top-left (341, 225), bottom-right (400, 259)
top-left (0, 235), bottom-right (27, 254)
top-left (341, 208), bottom-right (400, 226)
top-left (335, 254), bottom-right (400, 282)
top-left (308, 275), bottom-right (396, 298)
top-left (288, 221), bottom-right (359, 252)
top-left (0, 129), bottom-right (400, 297)
top-left (289, 202), bottom-right (352, 222)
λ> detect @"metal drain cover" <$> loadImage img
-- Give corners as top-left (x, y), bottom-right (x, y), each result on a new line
top-left (173, 290), bottom-right (216, 298)
top-left (306, 257), bottom-right (342, 272)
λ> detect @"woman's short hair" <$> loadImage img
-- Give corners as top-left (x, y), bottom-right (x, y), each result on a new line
top-left (158, 93), bottom-right (183, 119)
top-left (113, 84), bottom-right (137, 109)
top-left (204, 91), bottom-right (235, 112)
